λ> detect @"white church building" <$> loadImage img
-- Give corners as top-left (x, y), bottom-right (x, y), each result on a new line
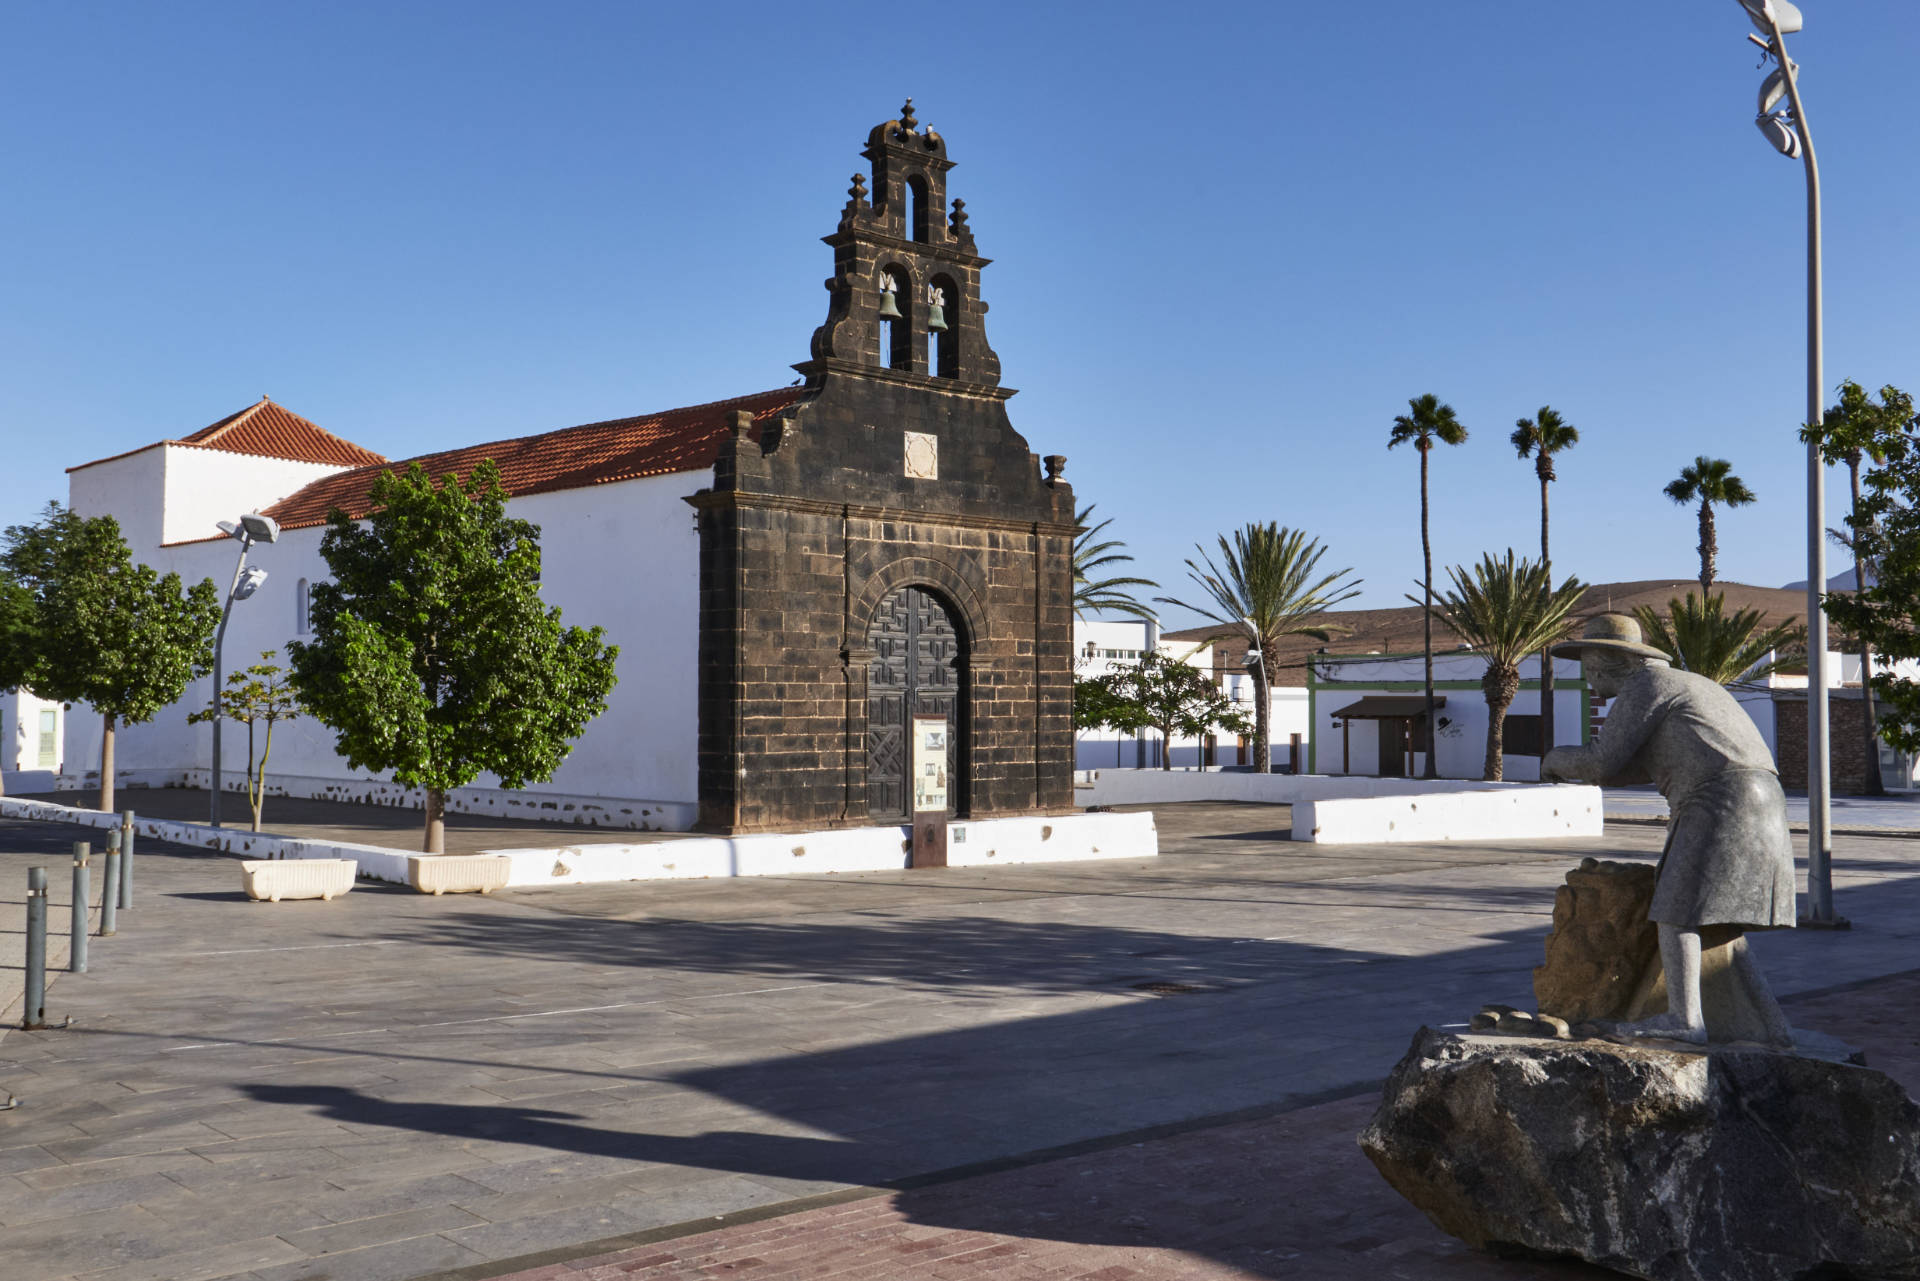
top-left (48, 394), bottom-right (729, 829)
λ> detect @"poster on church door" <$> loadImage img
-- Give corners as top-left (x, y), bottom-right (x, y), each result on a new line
top-left (912, 716), bottom-right (948, 814)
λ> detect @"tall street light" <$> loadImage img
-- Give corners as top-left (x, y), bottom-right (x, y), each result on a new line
top-left (1733, 0), bottom-right (1842, 926)
top-left (210, 513), bottom-right (278, 827)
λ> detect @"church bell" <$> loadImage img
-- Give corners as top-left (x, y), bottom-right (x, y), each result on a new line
top-left (876, 277), bottom-right (904, 321)
top-left (925, 286), bottom-right (948, 332)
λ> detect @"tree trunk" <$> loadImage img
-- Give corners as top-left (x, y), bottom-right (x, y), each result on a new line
top-left (1482, 663), bottom-right (1519, 782)
top-left (424, 787), bottom-right (446, 853)
top-left (251, 719), bottom-right (271, 833)
top-left (1538, 471), bottom-right (1555, 758)
top-left (1697, 500), bottom-right (1716, 599)
top-left (1251, 647), bottom-right (1272, 774)
top-left (1851, 457), bottom-right (1884, 795)
top-left (99, 711), bottom-right (116, 813)
top-left (1420, 443), bottom-right (1438, 778)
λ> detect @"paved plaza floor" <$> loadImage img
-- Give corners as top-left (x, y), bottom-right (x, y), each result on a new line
top-left (1602, 783), bottom-right (1920, 833)
top-left (0, 800), bottom-right (1916, 1281)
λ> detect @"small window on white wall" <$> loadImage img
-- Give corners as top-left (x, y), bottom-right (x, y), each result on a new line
top-left (296, 579), bottom-right (310, 635)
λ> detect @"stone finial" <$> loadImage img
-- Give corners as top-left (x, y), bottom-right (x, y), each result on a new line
top-left (949, 198), bottom-right (971, 239)
top-left (898, 97), bottom-right (917, 132)
top-left (729, 410), bottom-right (754, 439)
top-left (848, 173), bottom-right (868, 205)
top-left (1044, 455), bottom-right (1067, 482)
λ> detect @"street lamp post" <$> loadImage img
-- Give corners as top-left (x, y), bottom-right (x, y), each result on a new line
top-left (1734, 0), bottom-right (1840, 925)
top-left (209, 513), bottom-right (278, 827)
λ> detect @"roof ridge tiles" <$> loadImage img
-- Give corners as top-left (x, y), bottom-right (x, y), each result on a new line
top-left (71, 397), bottom-right (388, 473)
top-left (251, 385), bottom-right (807, 536)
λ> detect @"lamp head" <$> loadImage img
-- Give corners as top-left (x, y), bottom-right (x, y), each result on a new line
top-left (239, 513), bottom-right (280, 544)
top-left (1737, 0), bottom-right (1803, 35)
top-left (231, 566), bottom-right (269, 601)
top-left (1757, 65), bottom-right (1788, 116)
top-left (1756, 112), bottom-right (1802, 157)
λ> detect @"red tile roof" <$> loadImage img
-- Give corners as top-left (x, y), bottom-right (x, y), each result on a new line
top-left (69, 398), bottom-right (387, 472)
top-left (260, 387), bottom-right (807, 532)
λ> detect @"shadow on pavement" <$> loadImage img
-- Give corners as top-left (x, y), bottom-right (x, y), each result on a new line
top-left (400, 908), bottom-right (1440, 996)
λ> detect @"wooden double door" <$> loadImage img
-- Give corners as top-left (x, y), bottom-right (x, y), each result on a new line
top-left (866, 585), bottom-right (963, 821)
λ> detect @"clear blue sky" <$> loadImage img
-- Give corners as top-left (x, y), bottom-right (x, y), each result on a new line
top-left (4, 2), bottom-right (1915, 618)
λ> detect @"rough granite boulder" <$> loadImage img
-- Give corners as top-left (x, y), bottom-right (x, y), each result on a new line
top-left (1359, 1027), bottom-right (1920, 1281)
top-left (1534, 857), bottom-right (1659, 1023)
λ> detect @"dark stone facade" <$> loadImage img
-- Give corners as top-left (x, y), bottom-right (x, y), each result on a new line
top-left (1773, 691), bottom-right (1881, 795)
top-left (691, 103), bottom-right (1076, 833)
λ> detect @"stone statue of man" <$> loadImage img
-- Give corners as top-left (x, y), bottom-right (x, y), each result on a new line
top-left (1541, 613), bottom-right (1796, 1045)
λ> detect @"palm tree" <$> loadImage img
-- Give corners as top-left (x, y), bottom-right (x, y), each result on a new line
top-left (1157, 523), bottom-right (1361, 774)
top-left (1424, 552), bottom-right (1585, 782)
top-left (1389, 394), bottom-right (1469, 777)
top-left (1511, 406), bottom-right (1579, 759)
top-left (1663, 457), bottom-right (1756, 599)
top-left (1072, 503), bottom-right (1157, 621)
top-left (1631, 592), bottom-right (1804, 686)
top-left (1802, 380), bottom-right (1911, 795)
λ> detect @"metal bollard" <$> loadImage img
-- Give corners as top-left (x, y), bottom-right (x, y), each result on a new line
top-left (101, 837), bottom-right (120, 937)
top-left (70, 843), bottom-right (90, 974)
top-left (24, 867), bottom-right (48, 1029)
top-left (118, 812), bottom-right (134, 909)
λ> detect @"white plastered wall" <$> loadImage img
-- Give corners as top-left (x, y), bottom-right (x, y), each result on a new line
top-left (1311, 652), bottom-right (1587, 782)
top-left (2, 690), bottom-right (65, 776)
top-left (155, 446), bottom-right (349, 547)
top-left (68, 447), bottom-right (168, 548)
top-left (61, 464), bottom-right (706, 828)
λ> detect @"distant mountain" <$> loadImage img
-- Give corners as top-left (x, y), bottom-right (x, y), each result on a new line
top-left (1781, 566), bottom-right (1871, 592)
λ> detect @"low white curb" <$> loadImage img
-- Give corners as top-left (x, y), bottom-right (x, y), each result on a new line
top-left (1292, 785), bottom-right (1603, 843)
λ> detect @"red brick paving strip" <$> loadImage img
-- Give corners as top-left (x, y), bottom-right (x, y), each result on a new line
top-left (471, 973), bottom-right (1920, 1281)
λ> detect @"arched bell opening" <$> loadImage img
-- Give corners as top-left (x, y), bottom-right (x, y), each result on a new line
top-left (928, 272), bottom-right (960, 379)
top-left (907, 174), bottom-right (936, 243)
top-left (877, 264), bottom-right (914, 372)
top-left (864, 584), bottom-right (969, 822)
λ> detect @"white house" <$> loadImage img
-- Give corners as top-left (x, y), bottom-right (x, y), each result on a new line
top-left (1307, 646), bottom-right (1918, 788)
top-left (1, 689), bottom-right (66, 792)
top-left (1308, 650), bottom-right (1589, 782)
top-left (1072, 617), bottom-right (1311, 771)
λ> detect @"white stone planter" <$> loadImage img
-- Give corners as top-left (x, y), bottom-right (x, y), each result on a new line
top-left (241, 858), bottom-right (358, 902)
top-left (407, 855), bottom-right (511, 896)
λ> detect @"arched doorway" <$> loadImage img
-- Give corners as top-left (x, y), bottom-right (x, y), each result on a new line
top-left (866, 585), bottom-right (965, 821)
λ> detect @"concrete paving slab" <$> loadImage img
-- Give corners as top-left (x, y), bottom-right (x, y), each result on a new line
top-left (2, 801), bottom-right (1918, 1281)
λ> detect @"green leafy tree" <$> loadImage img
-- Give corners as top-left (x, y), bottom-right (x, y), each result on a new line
top-left (187, 650), bottom-right (303, 833)
top-left (1630, 592), bottom-right (1804, 687)
top-left (1389, 394), bottom-right (1469, 777)
top-left (1821, 383), bottom-right (1920, 758)
top-left (1422, 551), bottom-right (1585, 782)
top-left (0, 573), bottom-right (34, 796)
top-left (1073, 504), bottom-right (1158, 621)
top-left (1075, 650), bottom-right (1250, 771)
top-left (1511, 405), bottom-right (1580, 756)
top-left (287, 461), bottom-right (620, 852)
top-left (1803, 380), bottom-right (1912, 794)
top-left (0, 503), bottom-right (219, 812)
top-left (1074, 668), bottom-right (1149, 738)
top-left (1158, 524), bottom-right (1360, 775)
top-left (1663, 456), bottom-right (1756, 599)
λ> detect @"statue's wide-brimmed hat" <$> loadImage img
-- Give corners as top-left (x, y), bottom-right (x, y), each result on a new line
top-left (1551, 613), bottom-right (1673, 662)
